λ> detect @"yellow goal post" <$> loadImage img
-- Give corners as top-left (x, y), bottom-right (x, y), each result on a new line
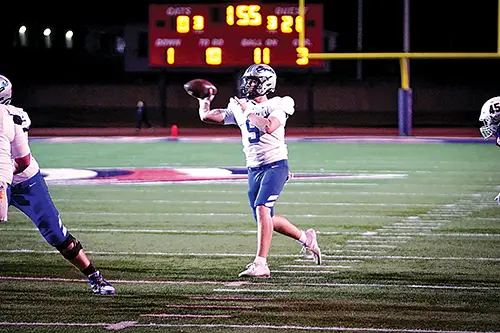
top-left (297, 0), bottom-right (500, 135)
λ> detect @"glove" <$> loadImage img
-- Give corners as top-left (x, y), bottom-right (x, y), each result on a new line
top-left (495, 192), bottom-right (500, 206)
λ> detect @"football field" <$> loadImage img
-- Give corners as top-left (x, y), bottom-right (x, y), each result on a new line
top-left (0, 137), bottom-right (499, 333)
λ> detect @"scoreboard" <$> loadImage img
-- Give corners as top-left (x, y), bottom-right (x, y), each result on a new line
top-left (148, 3), bottom-right (323, 69)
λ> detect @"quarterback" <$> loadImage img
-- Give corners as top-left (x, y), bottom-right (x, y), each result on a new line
top-left (479, 96), bottom-right (500, 206)
top-left (198, 64), bottom-right (321, 278)
top-left (0, 75), bottom-right (115, 295)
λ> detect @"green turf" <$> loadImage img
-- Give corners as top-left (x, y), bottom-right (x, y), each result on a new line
top-left (0, 140), bottom-right (498, 333)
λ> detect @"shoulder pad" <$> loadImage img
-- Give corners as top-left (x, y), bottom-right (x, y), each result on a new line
top-left (280, 96), bottom-right (295, 108)
top-left (273, 96), bottom-right (295, 115)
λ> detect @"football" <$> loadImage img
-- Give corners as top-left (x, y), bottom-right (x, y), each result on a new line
top-left (183, 79), bottom-right (217, 99)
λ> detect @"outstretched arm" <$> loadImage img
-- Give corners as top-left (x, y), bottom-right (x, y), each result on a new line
top-left (198, 92), bottom-right (225, 125)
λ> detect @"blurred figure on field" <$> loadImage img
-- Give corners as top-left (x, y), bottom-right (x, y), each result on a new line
top-left (136, 100), bottom-right (153, 132)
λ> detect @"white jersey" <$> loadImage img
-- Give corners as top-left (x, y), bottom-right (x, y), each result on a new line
top-left (0, 105), bottom-right (27, 184)
top-left (6, 106), bottom-right (37, 185)
top-left (223, 96), bottom-right (294, 168)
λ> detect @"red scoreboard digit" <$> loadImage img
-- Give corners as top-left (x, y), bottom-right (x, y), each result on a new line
top-left (148, 3), bottom-right (323, 68)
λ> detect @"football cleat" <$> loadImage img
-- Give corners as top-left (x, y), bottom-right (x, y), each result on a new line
top-left (88, 271), bottom-right (116, 295)
top-left (238, 261), bottom-right (271, 278)
top-left (303, 229), bottom-right (322, 265)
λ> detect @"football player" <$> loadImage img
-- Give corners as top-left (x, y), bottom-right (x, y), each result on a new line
top-left (0, 75), bottom-right (115, 295)
top-left (479, 96), bottom-right (500, 206)
top-left (197, 64), bottom-right (321, 278)
top-left (0, 93), bottom-right (30, 224)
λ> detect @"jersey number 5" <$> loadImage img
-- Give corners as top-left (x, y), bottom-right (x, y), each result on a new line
top-left (246, 120), bottom-right (260, 143)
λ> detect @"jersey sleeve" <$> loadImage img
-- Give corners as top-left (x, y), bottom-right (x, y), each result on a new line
top-left (269, 108), bottom-right (287, 126)
top-left (11, 125), bottom-right (30, 159)
top-left (269, 96), bottom-right (293, 125)
top-left (222, 98), bottom-right (240, 125)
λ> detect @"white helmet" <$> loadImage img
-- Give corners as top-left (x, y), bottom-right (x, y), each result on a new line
top-left (239, 64), bottom-right (277, 99)
top-left (0, 75), bottom-right (12, 105)
top-left (479, 96), bottom-right (500, 139)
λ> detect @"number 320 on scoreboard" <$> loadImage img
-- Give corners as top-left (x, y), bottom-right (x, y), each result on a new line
top-left (149, 3), bottom-right (323, 68)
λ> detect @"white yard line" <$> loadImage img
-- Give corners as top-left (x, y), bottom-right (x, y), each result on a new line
top-left (1, 275), bottom-right (498, 291)
top-left (0, 250), bottom-right (498, 261)
top-left (0, 321), bottom-right (498, 333)
top-left (9, 228), bottom-right (495, 237)
top-left (49, 198), bottom-right (443, 207)
top-left (5, 211), bottom-right (405, 219)
top-left (50, 188), bottom-right (478, 196)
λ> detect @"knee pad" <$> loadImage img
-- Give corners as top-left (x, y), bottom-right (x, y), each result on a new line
top-left (56, 234), bottom-right (83, 260)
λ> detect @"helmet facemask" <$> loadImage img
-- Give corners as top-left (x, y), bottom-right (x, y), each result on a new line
top-left (238, 64), bottom-right (277, 99)
top-left (240, 76), bottom-right (273, 99)
top-left (479, 115), bottom-right (500, 139)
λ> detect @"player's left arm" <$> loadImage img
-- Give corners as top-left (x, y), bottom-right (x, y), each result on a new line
top-left (247, 113), bottom-right (281, 134)
top-left (11, 123), bottom-right (31, 174)
top-left (238, 96), bottom-right (294, 134)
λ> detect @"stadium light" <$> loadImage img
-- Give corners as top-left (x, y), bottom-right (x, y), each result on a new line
top-left (65, 30), bottom-right (74, 49)
top-left (43, 28), bottom-right (52, 48)
top-left (18, 25), bottom-right (28, 47)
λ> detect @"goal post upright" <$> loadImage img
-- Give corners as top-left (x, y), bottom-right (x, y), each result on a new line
top-left (298, 0), bottom-right (500, 136)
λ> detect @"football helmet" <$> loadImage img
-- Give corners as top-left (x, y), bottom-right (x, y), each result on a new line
top-left (0, 75), bottom-right (12, 105)
top-left (239, 64), bottom-right (277, 99)
top-left (479, 96), bottom-right (500, 139)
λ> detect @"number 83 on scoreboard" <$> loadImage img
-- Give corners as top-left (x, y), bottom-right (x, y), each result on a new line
top-left (149, 3), bottom-right (323, 68)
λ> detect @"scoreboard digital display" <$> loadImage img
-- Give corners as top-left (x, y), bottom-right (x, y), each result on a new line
top-left (148, 3), bottom-right (323, 69)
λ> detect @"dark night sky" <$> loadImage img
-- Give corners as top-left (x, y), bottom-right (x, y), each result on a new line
top-left (3, 0), bottom-right (500, 84)
top-left (6, 0), bottom-right (498, 51)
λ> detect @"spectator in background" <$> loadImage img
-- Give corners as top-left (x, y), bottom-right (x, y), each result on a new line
top-left (136, 100), bottom-right (153, 132)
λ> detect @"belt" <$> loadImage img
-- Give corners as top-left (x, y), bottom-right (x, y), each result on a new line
top-left (248, 159), bottom-right (287, 172)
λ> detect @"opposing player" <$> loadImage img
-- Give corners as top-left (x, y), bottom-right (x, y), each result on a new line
top-left (197, 64), bottom-right (321, 278)
top-left (0, 75), bottom-right (116, 295)
top-left (479, 96), bottom-right (500, 206)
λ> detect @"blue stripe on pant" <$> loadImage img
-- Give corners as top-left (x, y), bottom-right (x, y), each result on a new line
top-left (10, 171), bottom-right (69, 247)
top-left (247, 159), bottom-right (289, 221)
